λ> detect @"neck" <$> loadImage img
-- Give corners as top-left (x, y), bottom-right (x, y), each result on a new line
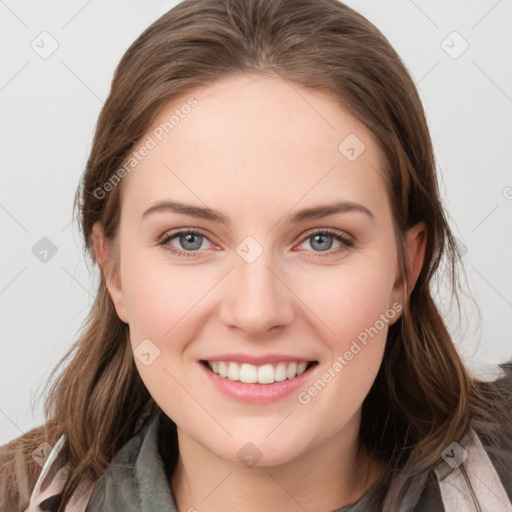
top-left (170, 415), bottom-right (385, 512)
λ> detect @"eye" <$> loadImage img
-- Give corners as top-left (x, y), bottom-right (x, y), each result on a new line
top-left (295, 229), bottom-right (354, 257)
top-left (158, 229), bottom-right (214, 258)
top-left (157, 227), bottom-right (355, 259)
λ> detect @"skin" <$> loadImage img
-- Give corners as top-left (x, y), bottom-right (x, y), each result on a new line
top-left (92, 73), bottom-right (427, 511)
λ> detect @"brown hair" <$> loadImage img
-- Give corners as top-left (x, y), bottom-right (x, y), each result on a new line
top-left (1, 0), bottom-right (511, 510)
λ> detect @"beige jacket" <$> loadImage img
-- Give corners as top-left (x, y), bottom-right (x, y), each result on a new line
top-left (22, 434), bottom-right (94, 512)
top-left (23, 427), bottom-right (512, 512)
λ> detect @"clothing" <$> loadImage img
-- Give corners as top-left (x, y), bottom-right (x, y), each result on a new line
top-left (24, 410), bottom-right (512, 512)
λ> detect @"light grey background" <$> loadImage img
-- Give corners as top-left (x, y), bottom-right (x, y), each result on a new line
top-left (1, 0), bottom-right (511, 446)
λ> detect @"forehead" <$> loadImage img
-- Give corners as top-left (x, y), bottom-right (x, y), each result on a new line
top-left (120, 74), bottom-right (389, 221)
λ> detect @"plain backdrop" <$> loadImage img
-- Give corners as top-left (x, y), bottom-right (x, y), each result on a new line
top-left (1, 0), bottom-right (511, 446)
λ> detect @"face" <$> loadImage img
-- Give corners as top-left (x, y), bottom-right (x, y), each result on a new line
top-left (95, 74), bottom-right (426, 467)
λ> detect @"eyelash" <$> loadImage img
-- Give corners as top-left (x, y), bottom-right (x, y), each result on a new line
top-left (157, 228), bottom-right (355, 259)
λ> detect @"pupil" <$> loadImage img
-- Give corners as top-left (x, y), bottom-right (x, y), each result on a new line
top-left (312, 234), bottom-right (332, 251)
top-left (181, 233), bottom-right (202, 250)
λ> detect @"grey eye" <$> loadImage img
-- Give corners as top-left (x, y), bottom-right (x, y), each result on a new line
top-left (178, 232), bottom-right (203, 250)
top-left (309, 233), bottom-right (334, 251)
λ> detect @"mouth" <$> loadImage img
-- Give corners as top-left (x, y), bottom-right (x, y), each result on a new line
top-left (200, 359), bottom-right (318, 385)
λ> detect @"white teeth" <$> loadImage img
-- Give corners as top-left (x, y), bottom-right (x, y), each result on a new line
top-left (218, 361), bottom-right (228, 378)
top-left (240, 363), bottom-right (258, 383)
top-left (207, 360), bottom-right (312, 384)
top-left (274, 363), bottom-right (287, 381)
top-left (257, 364), bottom-right (274, 384)
top-left (286, 362), bottom-right (297, 379)
top-left (297, 362), bottom-right (308, 375)
top-left (227, 362), bottom-right (240, 381)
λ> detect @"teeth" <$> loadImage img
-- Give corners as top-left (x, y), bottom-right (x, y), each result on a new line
top-left (207, 360), bottom-right (312, 384)
top-left (218, 361), bottom-right (228, 378)
top-left (227, 362), bottom-right (240, 381)
top-left (240, 363), bottom-right (258, 383)
top-left (274, 363), bottom-right (287, 382)
top-left (297, 362), bottom-right (307, 375)
top-left (257, 364), bottom-right (274, 384)
top-left (286, 362), bottom-right (297, 379)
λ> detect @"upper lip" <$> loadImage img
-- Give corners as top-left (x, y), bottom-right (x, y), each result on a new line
top-left (201, 353), bottom-right (317, 365)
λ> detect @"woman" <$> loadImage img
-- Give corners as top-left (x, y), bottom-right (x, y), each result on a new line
top-left (1, 0), bottom-right (511, 511)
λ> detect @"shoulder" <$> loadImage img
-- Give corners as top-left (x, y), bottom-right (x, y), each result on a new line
top-left (0, 410), bottom-right (162, 512)
top-left (21, 414), bottom-right (160, 512)
top-left (20, 434), bottom-right (71, 512)
top-left (0, 424), bottom-right (58, 512)
top-left (0, 425), bottom-right (93, 512)
top-left (475, 362), bottom-right (512, 501)
top-left (417, 362), bottom-right (512, 511)
top-left (473, 361), bottom-right (512, 447)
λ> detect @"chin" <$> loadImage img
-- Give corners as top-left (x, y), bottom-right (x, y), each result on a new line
top-left (202, 431), bottom-right (311, 468)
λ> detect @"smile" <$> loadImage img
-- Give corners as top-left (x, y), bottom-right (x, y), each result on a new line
top-left (201, 360), bottom-right (317, 384)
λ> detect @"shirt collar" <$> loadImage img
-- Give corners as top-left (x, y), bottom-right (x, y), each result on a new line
top-left (85, 414), bottom-right (178, 512)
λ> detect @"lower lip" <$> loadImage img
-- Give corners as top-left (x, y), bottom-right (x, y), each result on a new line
top-left (199, 361), bottom-right (317, 403)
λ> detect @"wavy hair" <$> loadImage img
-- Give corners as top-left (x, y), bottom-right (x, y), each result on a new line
top-left (1, 1), bottom-right (511, 510)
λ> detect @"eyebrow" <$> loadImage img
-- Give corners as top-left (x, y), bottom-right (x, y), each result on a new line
top-left (142, 199), bottom-right (375, 225)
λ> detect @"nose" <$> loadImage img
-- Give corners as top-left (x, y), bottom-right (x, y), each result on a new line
top-left (219, 248), bottom-right (296, 338)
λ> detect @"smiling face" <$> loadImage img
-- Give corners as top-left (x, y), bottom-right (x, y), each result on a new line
top-left (93, 73), bottom-right (425, 468)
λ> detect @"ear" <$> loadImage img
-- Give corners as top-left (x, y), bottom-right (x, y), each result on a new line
top-left (91, 222), bottom-right (129, 323)
top-left (391, 221), bottom-right (428, 311)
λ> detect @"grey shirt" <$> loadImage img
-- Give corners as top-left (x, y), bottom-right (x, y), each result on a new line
top-left (84, 414), bottom-right (444, 512)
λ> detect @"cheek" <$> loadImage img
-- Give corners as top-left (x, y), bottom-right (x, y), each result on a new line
top-left (120, 250), bottom-right (209, 340)
top-left (121, 254), bottom-right (201, 415)
top-left (293, 266), bottom-right (393, 427)
top-left (302, 262), bottom-right (396, 346)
